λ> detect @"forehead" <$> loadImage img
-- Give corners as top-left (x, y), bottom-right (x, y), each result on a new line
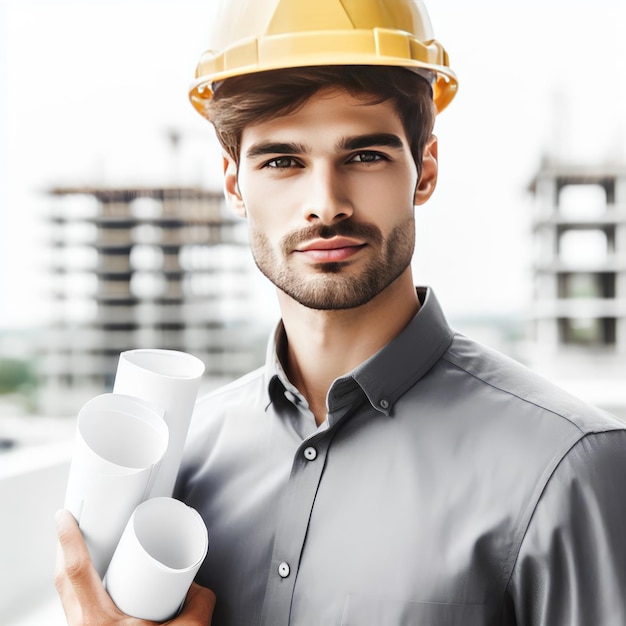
top-left (239, 87), bottom-right (407, 148)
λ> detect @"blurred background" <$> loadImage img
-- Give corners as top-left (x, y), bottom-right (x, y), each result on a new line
top-left (1, 0), bottom-right (626, 623)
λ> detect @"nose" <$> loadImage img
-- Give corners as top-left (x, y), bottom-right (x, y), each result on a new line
top-left (303, 164), bottom-right (353, 224)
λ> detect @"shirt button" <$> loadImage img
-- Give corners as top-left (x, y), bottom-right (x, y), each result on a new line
top-left (380, 398), bottom-right (390, 409)
top-left (278, 562), bottom-right (290, 578)
top-left (303, 446), bottom-right (317, 461)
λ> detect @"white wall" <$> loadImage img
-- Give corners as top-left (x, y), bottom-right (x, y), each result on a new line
top-left (0, 442), bottom-right (72, 625)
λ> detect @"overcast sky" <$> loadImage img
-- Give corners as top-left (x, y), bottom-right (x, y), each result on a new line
top-left (1, 0), bottom-right (625, 329)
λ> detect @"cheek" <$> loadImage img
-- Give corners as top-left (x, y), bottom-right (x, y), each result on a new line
top-left (351, 175), bottom-right (416, 221)
top-left (243, 186), bottom-right (303, 237)
top-left (239, 172), bottom-right (298, 219)
top-left (246, 209), bottom-right (288, 255)
top-left (247, 207), bottom-right (280, 232)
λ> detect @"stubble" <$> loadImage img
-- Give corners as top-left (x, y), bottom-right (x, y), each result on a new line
top-left (250, 219), bottom-right (415, 310)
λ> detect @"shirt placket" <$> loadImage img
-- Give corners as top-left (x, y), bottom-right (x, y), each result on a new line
top-left (260, 380), bottom-right (365, 626)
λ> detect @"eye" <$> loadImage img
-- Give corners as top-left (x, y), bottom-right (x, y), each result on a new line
top-left (348, 151), bottom-right (388, 164)
top-left (262, 156), bottom-right (301, 169)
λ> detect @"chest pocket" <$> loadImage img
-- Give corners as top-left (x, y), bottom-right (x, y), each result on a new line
top-left (341, 594), bottom-right (487, 626)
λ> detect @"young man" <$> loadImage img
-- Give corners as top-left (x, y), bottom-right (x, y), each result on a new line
top-left (56, 1), bottom-right (626, 624)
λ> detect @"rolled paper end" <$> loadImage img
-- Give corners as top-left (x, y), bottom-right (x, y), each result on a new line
top-left (105, 497), bottom-right (208, 622)
top-left (113, 349), bottom-right (206, 499)
top-left (116, 348), bottom-right (206, 382)
top-left (64, 393), bottom-right (169, 577)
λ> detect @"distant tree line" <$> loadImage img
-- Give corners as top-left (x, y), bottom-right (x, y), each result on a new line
top-left (0, 358), bottom-right (37, 395)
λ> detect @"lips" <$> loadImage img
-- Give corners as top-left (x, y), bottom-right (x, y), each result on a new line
top-left (295, 237), bottom-right (366, 262)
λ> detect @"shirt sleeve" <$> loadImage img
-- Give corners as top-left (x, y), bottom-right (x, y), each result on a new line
top-left (505, 429), bottom-right (626, 625)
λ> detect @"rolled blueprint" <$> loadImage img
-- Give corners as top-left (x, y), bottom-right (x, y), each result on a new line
top-left (113, 349), bottom-right (205, 498)
top-left (64, 393), bottom-right (169, 577)
top-left (105, 496), bottom-right (208, 622)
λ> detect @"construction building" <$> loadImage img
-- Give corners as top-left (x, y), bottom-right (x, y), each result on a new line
top-left (527, 159), bottom-right (626, 417)
top-left (38, 185), bottom-right (272, 416)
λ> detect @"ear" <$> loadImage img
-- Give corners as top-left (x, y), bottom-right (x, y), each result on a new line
top-left (223, 154), bottom-right (247, 218)
top-left (414, 135), bottom-right (438, 206)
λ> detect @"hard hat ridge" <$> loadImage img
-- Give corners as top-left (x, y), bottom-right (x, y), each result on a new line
top-left (269, 0), bottom-right (354, 32)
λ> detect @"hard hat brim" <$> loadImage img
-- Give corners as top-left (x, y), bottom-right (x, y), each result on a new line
top-left (189, 28), bottom-right (458, 115)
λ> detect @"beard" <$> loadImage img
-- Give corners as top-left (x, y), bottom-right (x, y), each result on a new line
top-left (250, 219), bottom-right (415, 310)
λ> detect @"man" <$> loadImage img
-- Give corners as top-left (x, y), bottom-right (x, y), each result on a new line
top-left (56, 1), bottom-right (626, 624)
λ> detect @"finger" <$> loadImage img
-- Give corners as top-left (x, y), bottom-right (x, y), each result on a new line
top-left (55, 509), bottom-right (98, 593)
top-left (171, 583), bottom-right (216, 625)
top-left (55, 509), bottom-right (88, 623)
top-left (55, 508), bottom-right (85, 567)
top-left (55, 536), bottom-right (79, 624)
top-left (54, 509), bottom-right (118, 622)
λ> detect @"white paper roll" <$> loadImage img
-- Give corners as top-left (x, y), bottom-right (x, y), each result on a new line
top-left (105, 497), bottom-right (208, 622)
top-left (64, 393), bottom-right (169, 577)
top-left (113, 349), bottom-right (205, 498)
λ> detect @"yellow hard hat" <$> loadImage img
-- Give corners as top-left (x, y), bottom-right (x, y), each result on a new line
top-left (189, 0), bottom-right (458, 116)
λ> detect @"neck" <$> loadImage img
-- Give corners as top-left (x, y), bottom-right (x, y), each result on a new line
top-left (277, 269), bottom-right (420, 425)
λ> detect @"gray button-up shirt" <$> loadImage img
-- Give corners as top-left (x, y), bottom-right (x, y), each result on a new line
top-left (175, 287), bottom-right (626, 625)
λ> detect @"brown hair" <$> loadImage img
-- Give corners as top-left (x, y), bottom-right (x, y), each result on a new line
top-left (207, 65), bottom-right (436, 173)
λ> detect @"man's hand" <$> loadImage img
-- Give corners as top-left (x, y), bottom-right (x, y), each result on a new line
top-left (55, 509), bottom-right (215, 625)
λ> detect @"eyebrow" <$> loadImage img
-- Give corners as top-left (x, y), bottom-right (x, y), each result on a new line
top-left (338, 133), bottom-right (405, 151)
top-left (245, 133), bottom-right (405, 160)
top-left (245, 141), bottom-right (308, 159)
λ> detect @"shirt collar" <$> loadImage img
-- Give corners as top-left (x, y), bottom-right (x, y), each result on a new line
top-left (349, 286), bottom-right (454, 414)
top-left (264, 287), bottom-right (455, 415)
top-left (264, 320), bottom-right (306, 408)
